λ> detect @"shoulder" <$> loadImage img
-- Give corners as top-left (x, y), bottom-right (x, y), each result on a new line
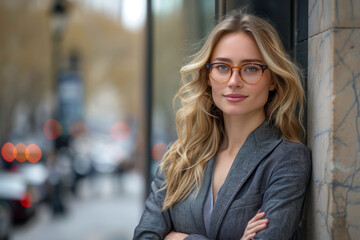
top-left (265, 134), bottom-right (311, 158)
top-left (270, 138), bottom-right (312, 176)
top-left (276, 138), bottom-right (311, 156)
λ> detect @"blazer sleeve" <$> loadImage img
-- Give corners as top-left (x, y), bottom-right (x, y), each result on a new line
top-left (254, 144), bottom-right (312, 240)
top-left (133, 167), bottom-right (173, 240)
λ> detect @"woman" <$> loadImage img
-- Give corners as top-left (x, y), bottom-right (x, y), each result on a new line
top-left (134, 10), bottom-right (311, 240)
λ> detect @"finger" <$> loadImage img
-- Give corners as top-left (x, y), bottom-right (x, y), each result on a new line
top-left (246, 219), bottom-right (269, 230)
top-left (248, 211), bottom-right (266, 224)
top-left (243, 232), bottom-right (256, 240)
top-left (252, 223), bottom-right (268, 233)
top-left (245, 222), bottom-right (268, 235)
top-left (244, 219), bottom-right (268, 237)
top-left (249, 232), bottom-right (257, 239)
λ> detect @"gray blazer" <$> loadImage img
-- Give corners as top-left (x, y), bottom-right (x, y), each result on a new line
top-left (133, 121), bottom-right (312, 240)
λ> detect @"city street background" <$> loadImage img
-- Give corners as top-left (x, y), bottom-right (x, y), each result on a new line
top-left (11, 172), bottom-right (143, 240)
top-left (0, 1), bottom-right (213, 240)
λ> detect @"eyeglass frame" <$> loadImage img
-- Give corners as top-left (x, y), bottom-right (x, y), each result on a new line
top-left (205, 62), bottom-right (269, 84)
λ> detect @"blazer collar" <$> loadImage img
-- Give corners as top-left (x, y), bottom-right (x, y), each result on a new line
top-left (208, 120), bottom-right (283, 238)
top-left (189, 156), bottom-right (215, 236)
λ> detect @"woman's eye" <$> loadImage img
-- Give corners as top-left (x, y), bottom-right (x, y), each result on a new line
top-left (244, 66), bottom-right (260, 72)
top-left (216, 65), bottom-right (229, 71)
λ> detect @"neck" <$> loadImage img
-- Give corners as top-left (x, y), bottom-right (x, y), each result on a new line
top-left (221, 111), bottom-right (265, 154)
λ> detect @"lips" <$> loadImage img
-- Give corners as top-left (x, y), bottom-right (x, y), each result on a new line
top-left (223, 93), bottom-right (248, 102)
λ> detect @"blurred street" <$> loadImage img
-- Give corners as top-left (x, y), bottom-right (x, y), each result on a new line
top-left (10, 172), bottom-right (144, 240)
top-left (0, 1), bottom-right (212, 240)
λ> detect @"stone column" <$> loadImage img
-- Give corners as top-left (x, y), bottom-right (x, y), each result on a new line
top-left (307, 0), bottom-right (360, 239)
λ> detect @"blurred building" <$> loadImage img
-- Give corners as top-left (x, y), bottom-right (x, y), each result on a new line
top-left (0, 0), bottom-right (145, 169)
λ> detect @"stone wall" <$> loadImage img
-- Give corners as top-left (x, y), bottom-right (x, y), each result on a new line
top-left (306, 0), bottom-right (360, 239)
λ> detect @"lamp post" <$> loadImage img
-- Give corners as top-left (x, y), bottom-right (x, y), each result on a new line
top-left (48, 0), bottom-right (68, 215)
top-left (50, 0), bottom-right (68, 90)
top-left (50, 0), bottom-right (69, 153)
top-left (144, 0), bottom-right (153, 199)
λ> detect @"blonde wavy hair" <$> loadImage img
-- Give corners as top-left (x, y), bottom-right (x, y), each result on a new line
top-left (160, 10), bottom-right (304, 210)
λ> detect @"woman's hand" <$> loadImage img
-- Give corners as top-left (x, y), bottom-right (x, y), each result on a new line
top-left (240, 210), bottom-right (268, 240)
top-left (164, 231), bottom-right (189, 240)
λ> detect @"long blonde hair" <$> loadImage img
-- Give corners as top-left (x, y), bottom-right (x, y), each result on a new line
top-left (160, 10), bottom-right (304, 210)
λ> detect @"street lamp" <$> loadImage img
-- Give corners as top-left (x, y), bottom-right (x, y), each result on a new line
top-left (50, 0), bottom-right (68, 37)
top-left (48, 0), bottom-right (69, 215)
top-left (50, 0), bottom-right (68, 79)
top-left (50, 0), bottom-right (69, 150)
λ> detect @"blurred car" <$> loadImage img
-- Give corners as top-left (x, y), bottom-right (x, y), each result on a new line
top-left (88, 135), bottom-right (131, 174)
top-left (0, 201), bottom-right (11, 240)
top-left (0, 172), bottom-right (35, 223)
top-left (18, 163), bottom-right (49, 204)
top-left (70, 138), bottom-right (93, 178)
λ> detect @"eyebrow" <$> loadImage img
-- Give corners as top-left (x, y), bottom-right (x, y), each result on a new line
top-left (212, 57), bottom-right (263, 64)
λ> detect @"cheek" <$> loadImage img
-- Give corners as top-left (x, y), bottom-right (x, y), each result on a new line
top-left (210, 85), bottom-right (222, 105)
top-left (209, 81), bottom-right (221, 94)
top-left (249, 84), bottom-right (271, 104)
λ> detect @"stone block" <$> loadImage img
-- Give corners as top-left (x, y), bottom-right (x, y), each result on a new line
top-left (333, 0), bottom-right (360, 28)
top-left (309, 0), bottom-right (360, 37)
top-left (307, 28), bottom-right (360, 239)
top-left (309, 0), bottom-right (334, 37)
top-left (332, 28), bottom-right (360, 239)
top-left (307, 28), bottom-right (334, 240)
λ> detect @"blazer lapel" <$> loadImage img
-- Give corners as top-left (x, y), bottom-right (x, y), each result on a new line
top-left (208, 121), bottom-right (282, 239)
top-left (189, 156), bottom-right (215, 236)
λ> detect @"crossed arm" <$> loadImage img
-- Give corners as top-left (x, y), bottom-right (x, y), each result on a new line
top-left (165, 211), bottom-right (268, 240)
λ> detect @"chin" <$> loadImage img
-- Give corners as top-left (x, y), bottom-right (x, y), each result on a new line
top-left (222, 109), bottom-right (249, 116)
top-left (221, 107), bottom-right (266, 119)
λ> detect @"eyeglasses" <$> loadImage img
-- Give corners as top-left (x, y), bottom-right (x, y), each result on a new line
top-left (205, 62), bottom-right (268, 84)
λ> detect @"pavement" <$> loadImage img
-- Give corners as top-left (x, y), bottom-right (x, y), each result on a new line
top-left (10, 172), bottom-right (145, 240)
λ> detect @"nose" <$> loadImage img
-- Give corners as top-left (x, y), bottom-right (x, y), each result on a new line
top-left (227, 69), bottom-right (244, 88)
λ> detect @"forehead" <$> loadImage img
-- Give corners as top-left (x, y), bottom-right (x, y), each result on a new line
top-left (211, 32), bottom-right (264, 63)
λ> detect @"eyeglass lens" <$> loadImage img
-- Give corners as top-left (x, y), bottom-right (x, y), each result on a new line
top-left (209, 63), bottom-right (264, 83)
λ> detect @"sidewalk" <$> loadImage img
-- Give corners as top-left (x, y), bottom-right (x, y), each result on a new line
top-left (11, 172), bottom-right (145, 240)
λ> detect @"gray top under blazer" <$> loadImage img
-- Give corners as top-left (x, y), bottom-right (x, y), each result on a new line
top-left (133, 121), bottom-right (312, 240)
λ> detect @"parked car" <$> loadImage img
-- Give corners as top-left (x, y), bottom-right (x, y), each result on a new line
top-left (0, 172), bottom-right (35, 223)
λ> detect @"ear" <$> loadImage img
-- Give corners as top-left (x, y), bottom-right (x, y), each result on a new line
top-left (269, 79), bottom-right (275, 91)
top-left (207, 77), bottom-right (212, 87)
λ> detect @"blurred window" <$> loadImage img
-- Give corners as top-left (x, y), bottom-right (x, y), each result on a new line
top-left (150, 0), bottom-right (215, 176)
